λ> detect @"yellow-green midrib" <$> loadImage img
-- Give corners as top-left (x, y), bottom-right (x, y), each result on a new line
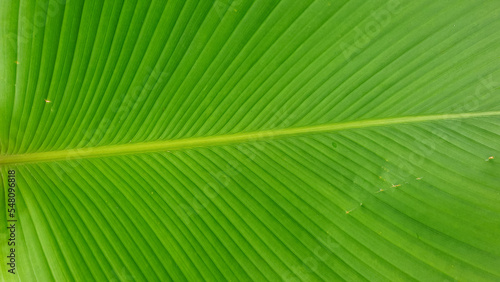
top-left (1, 111), bottom-right (499, 165)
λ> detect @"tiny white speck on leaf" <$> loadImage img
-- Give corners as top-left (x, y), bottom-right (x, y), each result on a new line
top-left (44, 99), bottom-right (51, 103)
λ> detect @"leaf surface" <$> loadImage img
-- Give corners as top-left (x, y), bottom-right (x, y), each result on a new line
top-left (1, 0), bottom-right (500, 281)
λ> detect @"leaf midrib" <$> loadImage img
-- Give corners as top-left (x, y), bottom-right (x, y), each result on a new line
top-left (1, 111), bottom-right (499, 165)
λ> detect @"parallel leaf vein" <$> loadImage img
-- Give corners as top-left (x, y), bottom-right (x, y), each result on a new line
top-left (1, 111), bottom-right (499, 165)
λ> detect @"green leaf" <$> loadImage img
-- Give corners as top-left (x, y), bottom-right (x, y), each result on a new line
top-left (1, 0), bottom-right (500, 281)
